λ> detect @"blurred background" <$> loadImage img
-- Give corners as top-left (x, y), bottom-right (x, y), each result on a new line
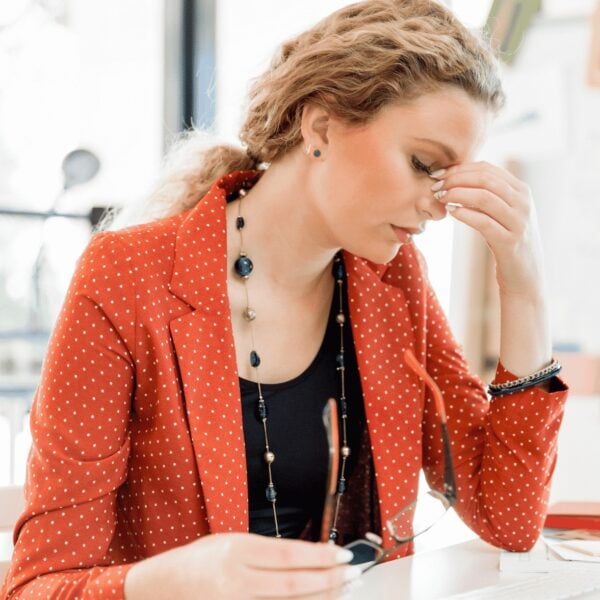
top-left (0, 0), bottom-right (599, 549)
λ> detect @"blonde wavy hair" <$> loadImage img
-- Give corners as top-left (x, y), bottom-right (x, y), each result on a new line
top-left (109, 0), bottom-right (504, 228)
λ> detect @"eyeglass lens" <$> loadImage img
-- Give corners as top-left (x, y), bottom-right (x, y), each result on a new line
top-left (388, 489), bottom-right (450, 541)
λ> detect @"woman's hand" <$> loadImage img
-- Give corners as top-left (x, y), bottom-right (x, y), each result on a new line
top-left (124, 532), bottom-right (362, 600)
top-left (430, 161), bottom-right (553, 376)
top-left (431, 161), bottom-right (546, 298)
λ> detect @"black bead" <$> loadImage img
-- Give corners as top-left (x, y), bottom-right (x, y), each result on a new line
top-left (329, 529), bottom-right (338, 542)
top-left (257, 401), bottom-right (268, 420)
top-left (266, 485), bottom-right (277, 503)
top-left (340, 399), bottom-right (348, 415)
top-left (336, 353), bottom-right (345, 368)
top-left (250, 351), bottom-right (261, 368)
top-left (333, 259), bottom-right (345, 281)
top-left (337, 479), bottom-right (347, 494)
top-left (234, 255), bottom-right (254, 278)
top-left (236, 216), bottom-right (245, 229)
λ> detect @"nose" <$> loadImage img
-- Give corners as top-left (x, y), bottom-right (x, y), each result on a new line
top-left (417, 192), bottom-right (447, 222)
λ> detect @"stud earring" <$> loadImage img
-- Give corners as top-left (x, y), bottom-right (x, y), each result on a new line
top-left (313, 148), bottom-right (322, 158)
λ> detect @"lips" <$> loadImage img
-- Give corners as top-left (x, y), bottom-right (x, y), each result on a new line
top-left (402, 226), bottom-right (424, 235)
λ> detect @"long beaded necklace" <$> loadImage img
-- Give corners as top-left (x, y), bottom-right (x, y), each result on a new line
top-left (233, 185), bottom-right (351, 542)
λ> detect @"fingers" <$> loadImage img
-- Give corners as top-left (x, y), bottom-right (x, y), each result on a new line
top-left (237, 536), bottom-right (362, 599)
top-left (432, 168), bottom-right (523, 209)
top-left (242, 536), bottom-right (353, 571)
top-left (433, 160), bottom-right (528, 198)
top-left (436, 187), bottom-right (519, 233)
top-left (430, 161), bottom-right (533, 242)
top-left (247, 563), bottom-right (362, 599)
top-left (444, 205), bottom-right (510, 245)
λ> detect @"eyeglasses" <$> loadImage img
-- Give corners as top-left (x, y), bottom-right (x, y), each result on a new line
top-left (321, 348), bottom-right (457, 573)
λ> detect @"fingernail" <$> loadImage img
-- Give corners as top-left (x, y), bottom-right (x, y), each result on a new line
top-left (342, 578), bottom-right (365, 597)
top-left (431, 180), bottom-right (444, 191)
top-left (341, 584), bottom-right (363, 600)
top-left (344, 578), bottom-right (364, 590)
top-left (336, 548), bottom-right (354, 564)
top-left (433, 190), bottom-right (447, 201)
top-left (430, 169), bottom-right (446, 178)
top-left (343, 565), bottom-right (362, 582)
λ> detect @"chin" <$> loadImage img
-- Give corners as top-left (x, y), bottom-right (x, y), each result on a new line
top-left (348, 239), bottom-right (404, 266)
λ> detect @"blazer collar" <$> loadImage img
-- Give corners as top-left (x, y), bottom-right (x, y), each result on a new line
top-left (169, 170), bottom-right (263, 311)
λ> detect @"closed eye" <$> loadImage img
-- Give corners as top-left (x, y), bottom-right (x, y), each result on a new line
top-left (411, 156), bottom-right (434, 176)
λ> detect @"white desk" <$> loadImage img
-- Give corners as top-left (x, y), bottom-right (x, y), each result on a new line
top-left (347, 538), bottom-right (598, 599)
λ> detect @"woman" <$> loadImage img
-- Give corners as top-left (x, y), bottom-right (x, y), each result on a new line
top-left (2, 1), bottom-right (568, 599)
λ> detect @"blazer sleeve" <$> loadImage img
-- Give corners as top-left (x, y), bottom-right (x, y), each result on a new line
top-left (419, 272), bottom-right (568, 552)
top-left (1, 233), bottom-right (137, 599)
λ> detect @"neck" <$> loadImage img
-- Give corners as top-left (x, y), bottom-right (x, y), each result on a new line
top-left (226, 150), bottom-right (339, 298)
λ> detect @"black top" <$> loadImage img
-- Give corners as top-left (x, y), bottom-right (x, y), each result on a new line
top-left (240, 279), bottom-right (366, 539)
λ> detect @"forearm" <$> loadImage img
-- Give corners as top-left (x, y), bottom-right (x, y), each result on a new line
top-left (498, 289), bottom-right (552, 378)
top-left (3, 564), bottom-right (135, 600)
top-left (453, 384), bottom-right (567, 552)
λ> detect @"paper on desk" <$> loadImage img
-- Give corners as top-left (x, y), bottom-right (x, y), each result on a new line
top-left (500, 539), bottom-right (576, 573)
top-left (499, 538), bottom-right (600, 573)
top-left (543, 537), bottom-right (600, 563)
top-left (559, 540), bottom-right (600, 556)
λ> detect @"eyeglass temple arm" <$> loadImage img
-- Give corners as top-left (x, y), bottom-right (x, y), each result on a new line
top-left (321, 398), bottom-right (340, 543)
top-left (403, 349), bottom-right (457, 504)
top-left (440, 423), bottom-right (457, 504)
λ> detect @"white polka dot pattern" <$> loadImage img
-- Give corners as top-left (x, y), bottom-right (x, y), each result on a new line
top-left (0, 171), bottom-right (569, 599)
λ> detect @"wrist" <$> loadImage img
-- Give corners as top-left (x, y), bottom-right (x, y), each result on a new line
top-left (498, 291), bottom-right (552, 377)
top-left (489, 359), bottom-right (560, 396)
top-left (498, 282), bottom-right (547, 304)
top-left (124, 560), bottom-right (149, 600)
top-left (124, 553), bottom-right (178, 600)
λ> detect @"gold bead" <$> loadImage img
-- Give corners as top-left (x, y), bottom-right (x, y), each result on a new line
top-left (336, 313), bottom-right (345, 325)
top-left (243, 307), bottom-right (256, 321)
top-left (341, 446), bottom-right (351, 458)
top-left (264, 451), bottom-right (275, 464)
top-left (238, 188), bottom-right (247, 197)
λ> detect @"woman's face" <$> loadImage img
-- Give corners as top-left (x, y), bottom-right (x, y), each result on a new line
top-left (309, 86), bottom-right (490, 264)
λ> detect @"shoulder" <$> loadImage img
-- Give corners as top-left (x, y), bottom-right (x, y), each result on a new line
top-left (102, 212), bottom-right (185, 260)
top-left (73, 213), bottom-right (186, 294)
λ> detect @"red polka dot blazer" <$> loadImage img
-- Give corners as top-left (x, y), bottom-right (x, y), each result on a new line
top-left (2, 171), bottom-right (568, 599)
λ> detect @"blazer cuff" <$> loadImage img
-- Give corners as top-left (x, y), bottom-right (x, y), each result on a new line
top-left (492, 358), bottom-right (569, 394)
top-left (91, 563), bottom-right (136, 599)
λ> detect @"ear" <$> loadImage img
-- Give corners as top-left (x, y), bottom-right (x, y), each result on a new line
top-left (300, 103), bottom-right (331, 154)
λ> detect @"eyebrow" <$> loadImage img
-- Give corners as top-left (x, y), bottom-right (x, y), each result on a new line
top-left (412, 137), bottom-right (458, 162)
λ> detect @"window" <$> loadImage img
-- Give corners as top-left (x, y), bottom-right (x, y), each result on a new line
top-left (0, 0), bottom-right (164, 484)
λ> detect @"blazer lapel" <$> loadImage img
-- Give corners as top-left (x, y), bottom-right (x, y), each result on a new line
top-left (168, 171), bottom-right (262, 534)
top-left (344, 250), bottom-right (422, 551)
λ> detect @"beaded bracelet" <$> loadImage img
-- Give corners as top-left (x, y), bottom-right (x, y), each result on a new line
top-left (487, 360), bottom-right (562, 397)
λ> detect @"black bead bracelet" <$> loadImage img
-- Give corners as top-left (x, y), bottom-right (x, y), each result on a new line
top-left (487, 360), bottom-right (562, 397)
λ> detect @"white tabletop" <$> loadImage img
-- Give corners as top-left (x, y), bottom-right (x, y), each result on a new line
top-left (347, 538), bottom-right (498, 599)
top-left (3, 535), bottom-right (600, 598)
top-left (346, 538), bottom-right (585, 600)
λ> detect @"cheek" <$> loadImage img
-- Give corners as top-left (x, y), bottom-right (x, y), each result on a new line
top-left (329, 131), bottom-right (408, 197)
